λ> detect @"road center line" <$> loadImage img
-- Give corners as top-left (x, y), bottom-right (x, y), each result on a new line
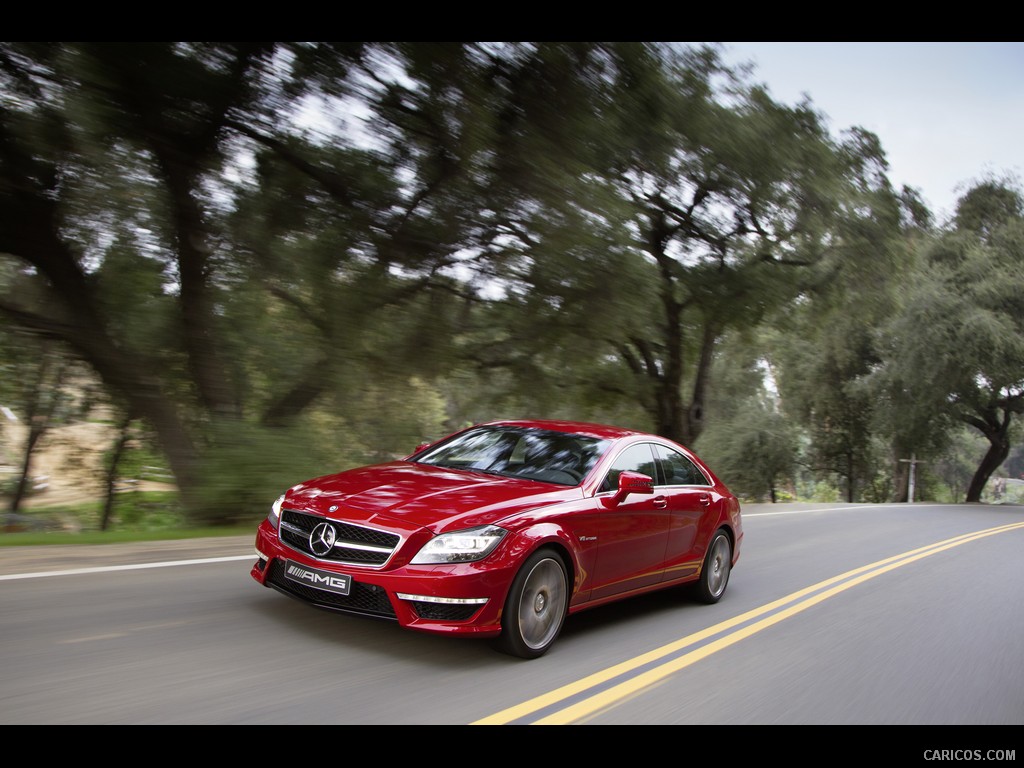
top-left (472, 521), bottom-right (1024, 725)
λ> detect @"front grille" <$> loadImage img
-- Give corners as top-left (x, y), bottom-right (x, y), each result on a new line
top-left (279, 509), bottom-right (401, 566)
top-left (266, 559), bottom-right (396, 619)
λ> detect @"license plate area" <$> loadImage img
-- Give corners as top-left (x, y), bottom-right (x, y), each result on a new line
top-left (283, 560), bottom-right (352, 596)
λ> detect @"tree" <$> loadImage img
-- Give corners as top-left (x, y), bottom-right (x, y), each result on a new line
top-left (2, 341), bottom-right (73, 513)
top-left (0, 43), bottom-right (281, 520)
top-left (99, 410), bottom-right (135, 531)
top-left (11, 41), bottom-right (1005, 522)
top-left (698, 331), bottom-right (798, 502)
top-left (878, 179), bottom-right (1024, 502)
top-left (767, 128), bottom-right (928, 502)
top-left (473, 44), bottom-right (896, 448)
top-left (0, 43), bottom-right (565, 523)
top-left (604, 46), bottom-right (869, 447)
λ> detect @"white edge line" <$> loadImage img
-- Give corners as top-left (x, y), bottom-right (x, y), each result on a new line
top-left (745, 504), bottom-right (883, 517)
top-left (0, 554), bottom-right (255, 581)
top-left (746, 504), bottom-right (1024, 517)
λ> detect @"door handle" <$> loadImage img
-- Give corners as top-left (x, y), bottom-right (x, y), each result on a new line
top-left (653, 496), bottom-right (668, 508)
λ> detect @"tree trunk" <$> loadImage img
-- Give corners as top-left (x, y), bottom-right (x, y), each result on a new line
top-left (9, 422), bottom-right (43, 514)
top-left (686, 320), bottom-right (719, 446)
top-left (845, 450), bottom-right (855, 503)
top-left (261, 356), bottom-right (333, 427)
top-left (100, 413), bottom-right (134, 531)
top-left (964, 409), bottom-right (1012, 503)
top-left (8, 353), bottom-right (64, 514)
top-left (161, 159), bottom-right (241, 419)
top-left (892, 447), bottom-right (910, 503)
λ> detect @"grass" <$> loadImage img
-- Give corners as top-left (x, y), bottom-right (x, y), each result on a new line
top-left (0, 526), bottom-right (256, 547)
top-left (0, 490), bottom-right (259, 546)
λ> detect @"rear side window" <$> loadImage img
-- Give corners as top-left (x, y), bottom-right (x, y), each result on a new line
top-left (653, 444), bottom-right (710, 486)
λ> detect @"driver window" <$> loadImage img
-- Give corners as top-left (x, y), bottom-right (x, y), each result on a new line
top-left (599, 443), bottom-right (658, 493)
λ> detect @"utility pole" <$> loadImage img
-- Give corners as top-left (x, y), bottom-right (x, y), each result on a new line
top-left (900, 453), bottom-right (925, 503)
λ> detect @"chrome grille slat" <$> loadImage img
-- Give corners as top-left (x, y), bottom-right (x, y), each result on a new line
top-left (279, 509), bottom-right (401, 567)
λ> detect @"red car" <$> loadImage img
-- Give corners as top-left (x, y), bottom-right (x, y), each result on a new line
top-left (251, 419), bottom-right (742, 658)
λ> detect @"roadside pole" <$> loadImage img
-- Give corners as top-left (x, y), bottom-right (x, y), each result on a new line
top-left (900, 454), bottom-right (925, 502)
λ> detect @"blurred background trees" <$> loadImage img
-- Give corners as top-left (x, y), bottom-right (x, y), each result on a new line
top-left (0, 42), bottom-right (1021, 527)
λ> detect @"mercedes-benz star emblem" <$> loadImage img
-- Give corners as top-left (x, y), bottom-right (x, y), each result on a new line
top-left (309, 522), bottom-right (337, 556)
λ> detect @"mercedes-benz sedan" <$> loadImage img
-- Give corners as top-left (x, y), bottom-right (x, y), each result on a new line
top-left (251, 419), bottom-right (742, 659)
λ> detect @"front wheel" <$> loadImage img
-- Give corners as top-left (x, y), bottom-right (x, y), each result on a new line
top-left (496, 550), bottom-right (568, 659)
top-left (694, 529), bottom-right (731, 604)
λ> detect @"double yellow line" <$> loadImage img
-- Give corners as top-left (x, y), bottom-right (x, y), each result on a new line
top-left (473, 521), bottom-right (1024, 725)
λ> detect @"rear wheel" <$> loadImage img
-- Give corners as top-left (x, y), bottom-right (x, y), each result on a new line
top-left (496, 550), bottom-right (568, 659)
top-left (694, 529), bottom-right (731, 604)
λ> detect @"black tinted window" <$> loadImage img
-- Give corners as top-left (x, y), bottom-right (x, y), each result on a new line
top-left (653, 444), bottom-right (710, 486)
top-left (599, 443), bottom-right (658, 493)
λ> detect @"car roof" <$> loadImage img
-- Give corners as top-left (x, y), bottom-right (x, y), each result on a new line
top-left (478, 419), bottom-right (648, 441)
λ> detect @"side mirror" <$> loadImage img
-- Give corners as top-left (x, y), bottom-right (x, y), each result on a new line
top-left (610, 470), bottom-right (654, 505)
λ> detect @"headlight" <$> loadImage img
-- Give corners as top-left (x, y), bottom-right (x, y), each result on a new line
top-left (410, 525), bottom-right (508, 564)
top-left (268, 494), bottom-right (284, 529)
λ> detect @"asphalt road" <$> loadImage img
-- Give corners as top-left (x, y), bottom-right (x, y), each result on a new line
top-left (2, 502), bottom-right (1023, 734)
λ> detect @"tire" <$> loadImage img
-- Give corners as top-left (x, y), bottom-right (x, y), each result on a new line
top-left (694, 529), bottom-right (731, 604)
top-left (496, 550), bottom-right (569, 659)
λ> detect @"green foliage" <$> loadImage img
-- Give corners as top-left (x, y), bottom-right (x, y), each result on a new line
top-left (0, 491), bottom-right (186, 534)
top-left (889, 184), bottom-right (1024, 407)
top-left (340, 376), bottom-right (449, 460)
top-left (929, 428), bottom-right (991, 502)
top-left (191, 418), bottom-right (361, 527)
top-left (873, 180), bottom-right (1024, 499)
top-left (699, 399), bottom-right (798, 502)
top-left (953, 178), bottom-right (1023, 236)
top-left (0, 474), bottom-right (27, 497)
top-left (3, 43), bottom-right (1022, 528)
top-left (809, 481), bottom-right (841, 503)
top-left (0, 517), bottom-right (254, 546)
top-left (101, 491), bottom-right (186, 530)
top-left (699, 330), bottom-right (799, 501)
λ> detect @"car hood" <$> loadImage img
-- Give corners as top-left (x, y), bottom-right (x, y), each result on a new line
top-left (284, 461), bottom-right (581, 531)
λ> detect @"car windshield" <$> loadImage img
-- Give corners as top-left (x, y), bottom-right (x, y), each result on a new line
top-left (413, 426), bottom-right (609, 486)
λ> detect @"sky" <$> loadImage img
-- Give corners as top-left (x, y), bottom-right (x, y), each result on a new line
top-left (717, 42), bottom-right (1024, 223)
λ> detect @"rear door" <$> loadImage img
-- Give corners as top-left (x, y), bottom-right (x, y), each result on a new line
top-left (651, 442), bottom-right (719, 583)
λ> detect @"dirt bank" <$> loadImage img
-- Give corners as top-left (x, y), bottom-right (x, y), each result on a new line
top-left (1, 418), bottom-right (176, 511)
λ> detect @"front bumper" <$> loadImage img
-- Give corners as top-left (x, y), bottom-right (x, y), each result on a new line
top-left (251, 520), bottom-right (514, 638)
